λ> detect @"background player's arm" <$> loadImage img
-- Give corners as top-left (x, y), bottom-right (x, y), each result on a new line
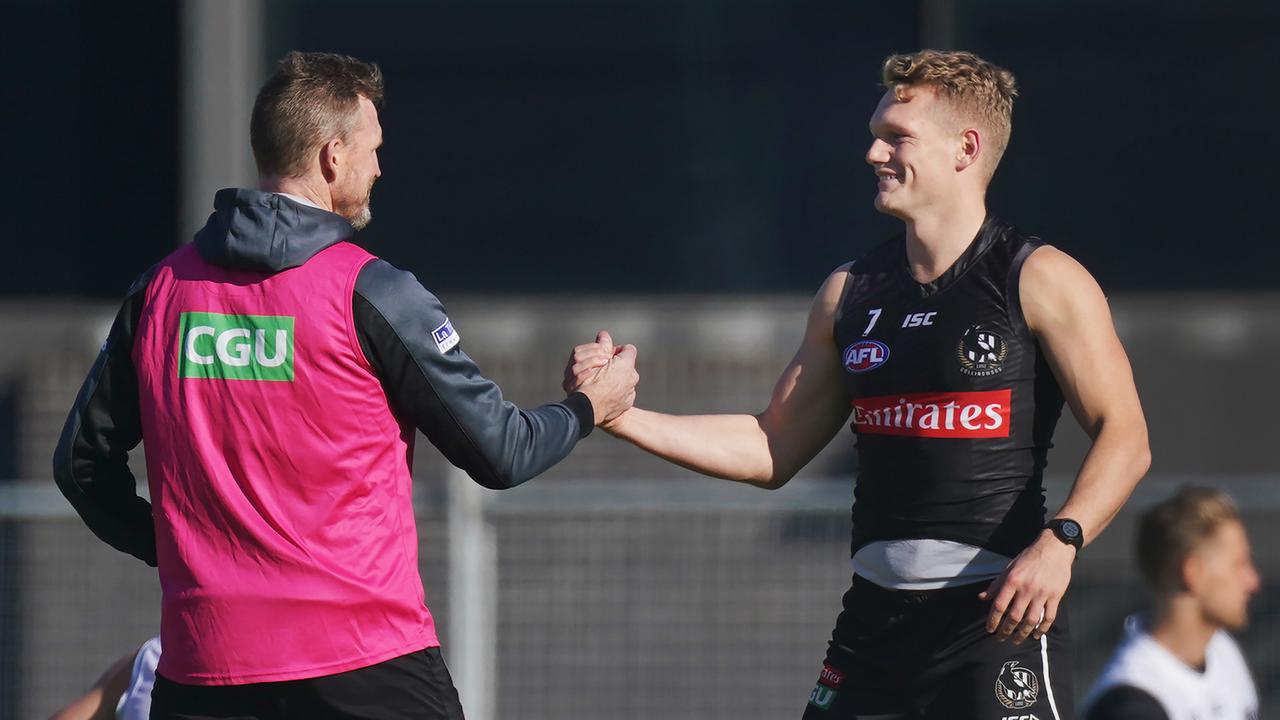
top-left (982, 246), bottom-right (1151, 644)
top-left (576, 267), bottom-right (853, 489)
top-left (48, 648), bottom-right (136, 720)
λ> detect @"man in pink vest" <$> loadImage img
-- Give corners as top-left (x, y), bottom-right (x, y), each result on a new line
top-left (54, 51), bottom-right (638, 720)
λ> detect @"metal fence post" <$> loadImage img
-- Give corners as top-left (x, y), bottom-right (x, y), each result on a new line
top-left (447, 467), bottom-right (498, 720)
top-left (179, 0), bottom-right (264, 241)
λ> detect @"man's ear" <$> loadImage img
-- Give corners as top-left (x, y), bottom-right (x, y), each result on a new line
top-left (956, 128), bottom-right (982, 172)
top-left (319, 137), bottom-right (343, 183)
top-left (1181, 551), bottom-right (1204, 595)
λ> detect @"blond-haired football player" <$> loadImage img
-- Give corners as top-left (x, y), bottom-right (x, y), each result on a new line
top-left (569, 50), bottom-right (1151, 719)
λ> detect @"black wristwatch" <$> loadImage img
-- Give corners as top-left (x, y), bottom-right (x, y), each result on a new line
top-left (1045, 518), bottom-right (1084, 552)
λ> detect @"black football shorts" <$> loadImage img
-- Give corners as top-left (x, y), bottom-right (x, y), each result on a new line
top-left (150, 646), bottom-right (464, 720)
top-left (801, 575), bottom-right (1073, 720)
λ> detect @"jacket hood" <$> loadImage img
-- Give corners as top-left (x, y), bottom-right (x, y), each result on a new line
top-left (192, 188), bottom-right (355, 272)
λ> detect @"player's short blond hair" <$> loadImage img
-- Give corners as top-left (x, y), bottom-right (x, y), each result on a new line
top-left (1137, 486), bottom-right (1242, 596)
top-left (881, 50), bottom-right (1018, 180)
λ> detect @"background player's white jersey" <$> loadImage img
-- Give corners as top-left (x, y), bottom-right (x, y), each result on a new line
top-left (116, 636), bottom-right (161, 720)
top-left (1084, 616), bottom-right (1258, 720)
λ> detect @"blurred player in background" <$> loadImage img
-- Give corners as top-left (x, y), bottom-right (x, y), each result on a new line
top-left (1083, 486), bottom-right (1260, 720)
top-left (50, 637), bottom-right (160, 720)
top-left (569, 50), bottom-right (1150, 719)
top-left (54, 51), bottom-right (638, 719)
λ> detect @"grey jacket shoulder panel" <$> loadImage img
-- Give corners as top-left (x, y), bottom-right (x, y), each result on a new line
top-left (353, 258), bottom-right (591, 489)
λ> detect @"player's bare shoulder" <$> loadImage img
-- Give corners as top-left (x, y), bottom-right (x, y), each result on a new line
top-left (807, 262), bottom-right (856, 341)
top-left (1021, 244), bottom-right (1091, 285)
top-left (819, 261), bottom-right (856, 310)
top-left (1018, 244), bottom-right (1109, 334)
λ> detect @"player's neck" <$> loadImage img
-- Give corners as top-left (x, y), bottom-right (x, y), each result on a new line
top-left (902, 200), bottom-right (988, 284)
top-left (259, 174), bottom-right (334, 213)
top-left (1149, 600), bottom-right (1216, 671)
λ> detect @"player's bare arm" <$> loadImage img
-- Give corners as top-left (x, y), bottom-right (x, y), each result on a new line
top-left (49, 647), bottom-right (136, 720)
top-left (565, 265), bottom-right (854, 488)
top-left (982, 245), bottom-right (1151, 644)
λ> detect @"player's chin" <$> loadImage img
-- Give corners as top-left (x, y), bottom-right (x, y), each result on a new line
top-left (1230, 609), bottom-right (1251, 632)
top-left (1214, 606), bottom-right (1250, 632)
top-left (872, 193), bottom-right (907, 218)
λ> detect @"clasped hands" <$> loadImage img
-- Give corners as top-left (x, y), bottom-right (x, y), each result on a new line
top-left (564, 331), bottom-right (638, 428)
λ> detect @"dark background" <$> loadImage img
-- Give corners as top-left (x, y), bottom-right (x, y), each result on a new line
top-left (7, 0), bottom-right (1278, 299)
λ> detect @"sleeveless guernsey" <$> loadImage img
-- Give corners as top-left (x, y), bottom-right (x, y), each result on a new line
top-left (833, 217), bottom-right (1065, 559)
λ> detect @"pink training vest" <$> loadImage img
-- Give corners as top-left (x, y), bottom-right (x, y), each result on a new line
top-left (133, 241), bottom-right (438, 685)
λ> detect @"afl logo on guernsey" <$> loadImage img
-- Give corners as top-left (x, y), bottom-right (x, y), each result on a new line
top-left (957, 325), bottom-right (1008, 377)
top-left (843, 340), bottom-right (889, 373)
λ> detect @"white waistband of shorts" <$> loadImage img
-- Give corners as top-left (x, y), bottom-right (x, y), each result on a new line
top-left (852, 539), bottom-right (1011, 590)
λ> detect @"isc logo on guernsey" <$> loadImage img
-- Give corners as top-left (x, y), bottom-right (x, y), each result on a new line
top-left (178, 311), bottom-right (295, 381)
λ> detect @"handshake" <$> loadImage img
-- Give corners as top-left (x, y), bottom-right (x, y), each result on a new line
top-left (562, 331), bottom-right (639, 430)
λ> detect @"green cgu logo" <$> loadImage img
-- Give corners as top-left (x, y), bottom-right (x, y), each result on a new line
top-left (808, 683), bottom-right (837, 710)
top-left (177, 312), bottom-right (295, 381)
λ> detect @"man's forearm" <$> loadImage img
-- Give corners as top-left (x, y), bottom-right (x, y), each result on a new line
top-left (1052, 419), bottom-right (1151, 547)
top-left (354, 261), bottom-right (593, 490)
top-left (607, 408), bottom-right (780, 487)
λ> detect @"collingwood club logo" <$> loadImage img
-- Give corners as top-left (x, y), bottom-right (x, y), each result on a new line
top-left (957, 325), bottom-right (1008, 377)
top-left (994, 661), bottom-right (1040, 710)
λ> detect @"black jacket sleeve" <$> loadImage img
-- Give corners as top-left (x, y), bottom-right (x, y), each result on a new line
top-left (1085, 686), bottom-right (1169, 720)
top-left (52, 269), bottom-right (157, 566)
top-left (353, 259), bottom-right (593, 489)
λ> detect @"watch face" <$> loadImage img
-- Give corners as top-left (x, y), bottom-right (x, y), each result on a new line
top-left (1060, 521), bottom-right (1081, 539)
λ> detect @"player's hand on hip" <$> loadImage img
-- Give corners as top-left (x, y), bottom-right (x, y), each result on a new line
top-left (979, 531), bottom-right (1075, 645)
top-left (570, 330), bottom-right (640, 426)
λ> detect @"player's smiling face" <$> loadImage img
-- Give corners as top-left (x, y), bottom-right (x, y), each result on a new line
top-left (865, 86), bottom-right (963, 219)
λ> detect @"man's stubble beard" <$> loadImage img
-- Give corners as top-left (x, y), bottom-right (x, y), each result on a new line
top-left (339, 180), bottom-right (376, 231)
top-left (348, 204), bottom-right (372, 231)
